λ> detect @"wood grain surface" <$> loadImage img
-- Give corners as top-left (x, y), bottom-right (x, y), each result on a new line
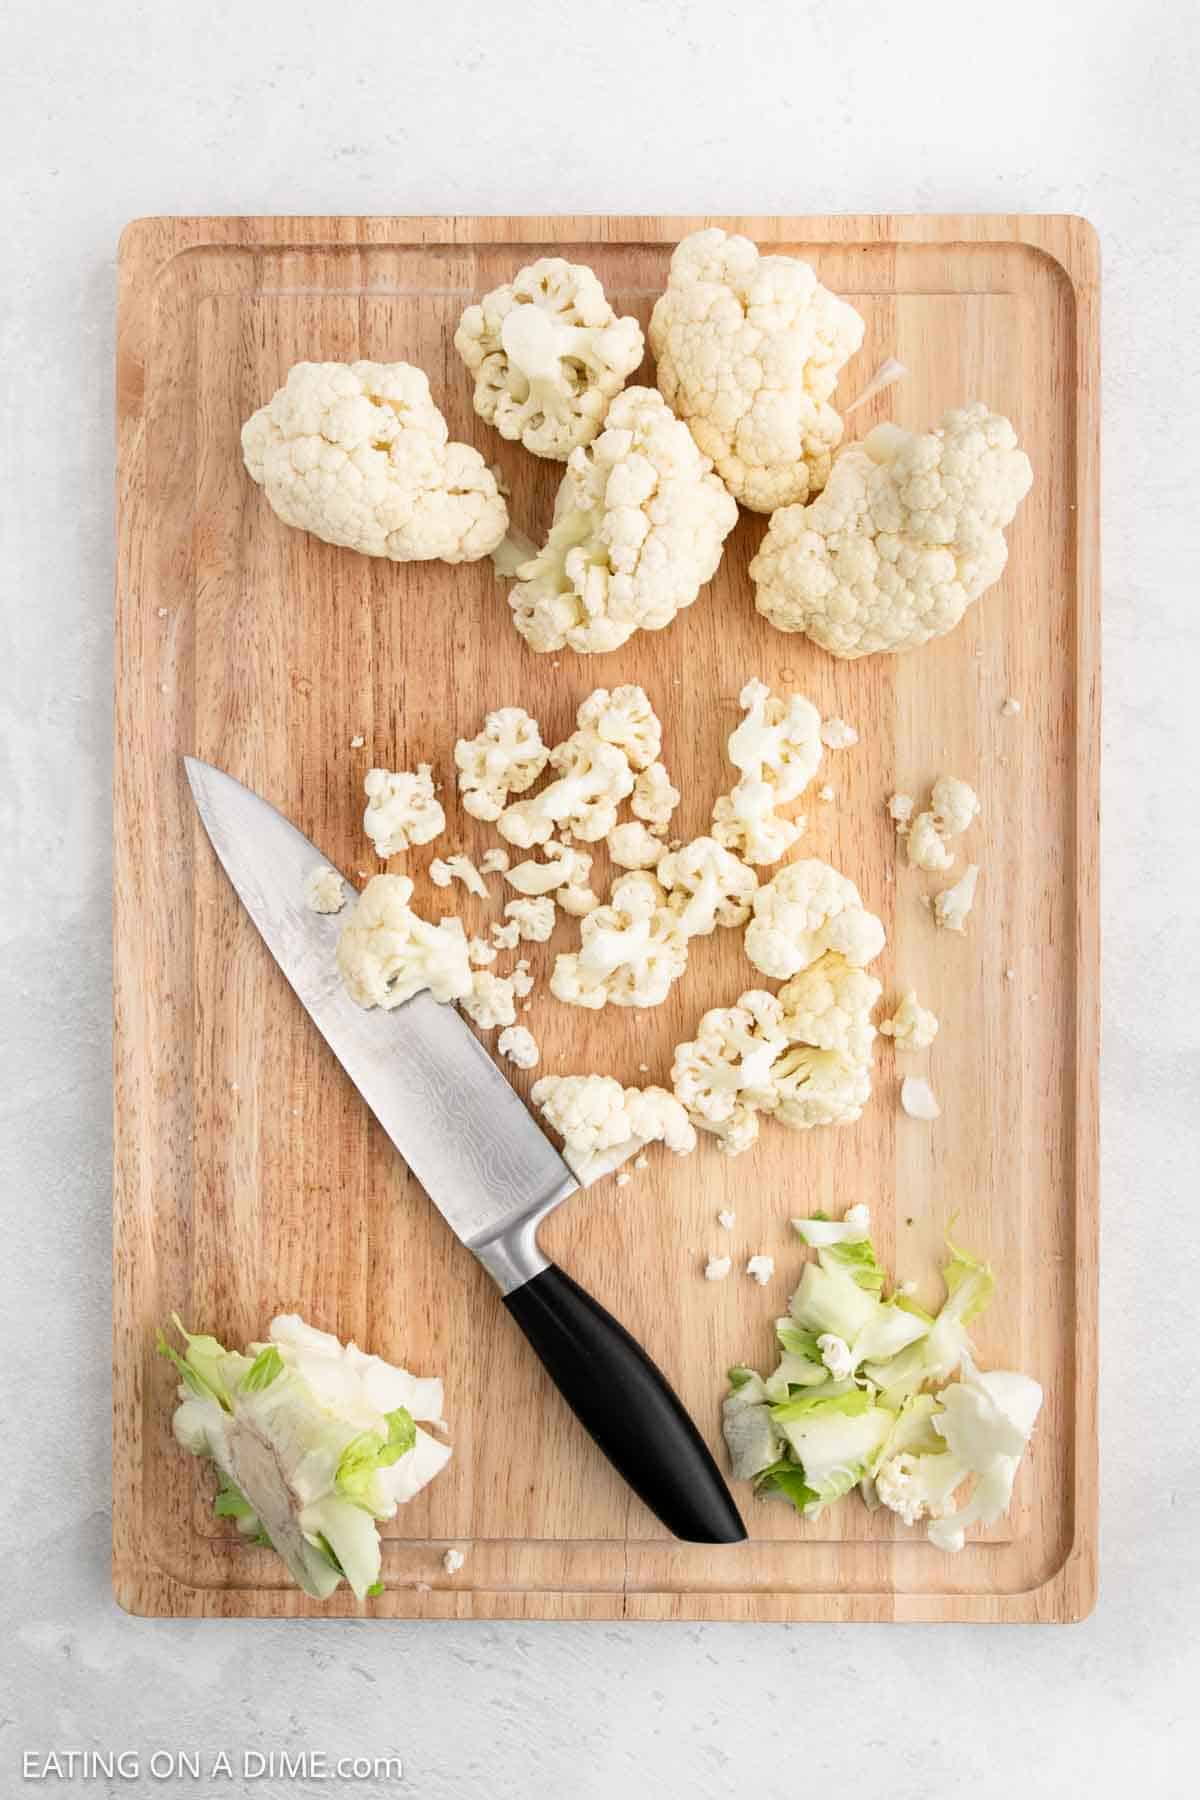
top-left (113, 214), bottom-right (1099, 1621)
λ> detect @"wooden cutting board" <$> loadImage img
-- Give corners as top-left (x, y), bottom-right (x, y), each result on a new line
top-left (113, 214), bottom-right (1099, 1621)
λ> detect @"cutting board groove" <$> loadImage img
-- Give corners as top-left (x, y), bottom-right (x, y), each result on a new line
top-left (114, 214), bottom-right (1098, 1621)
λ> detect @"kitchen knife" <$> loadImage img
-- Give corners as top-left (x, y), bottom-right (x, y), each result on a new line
top-left (184, 758), bottom-right (746, 1546)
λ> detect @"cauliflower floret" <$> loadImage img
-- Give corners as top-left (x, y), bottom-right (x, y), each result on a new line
top-left (820, 716), bottom-right (858, 750)
top-left (931, 774), bottom-right (981, 837)
top-left (575, 684), bottom-right (662, 770)
top-left (631, 762), bottom-right (680, 830)
top-left (776, 953), bottom-right (882, 1063)
top-left (363, 765), bottom-right (445, 858)
top-left (649, 228), bottom-right (865, 513)
top-left (490, 919), bottom-right (521, 952)
top-left (658, 836), bottom-right (758, 936)
top-left (933, 865), bottom-right (980, 934)
top-left (557, 883), bottom-right (600, 917)
top-left (876, 1450), bottom-right (961, 1527)
top-left (907, 811), bottom-right (955, 871)
top-left (750, 403), bottom-right (1034, 657)
top-left (480, 846), bottom-right (510, 875)
top-left (461, 970), bottom-right (517, 1030)
top-left (429, 853), bottom-right (489, 898)
top-left (608, 821), bottom-right (666, 870)
top-left (671, 989), bottom-right (788, 1157)
top-left (497, 1024), bottom-right (540, 1070)
top-left (336, 875), bottom-right (472, 1009)
top-left (241, 360), bottom-right (507, 563)
top-left (726, 679), bottom-right (824, 804)
top-left (745, 859), bottom-right (886, 981)
top-left (710, 782), bottom-right (803, 867)
top-left (455, 708), bottom-right (549, 822)
top-left (505, 844), bottom-right (591, 896)
top-left (550, 872), bottom-right (689, 1010)
top-left (509, 957), bottom-right (534, 998)
top-left (880, 990), bottom-right (940, 1051)
top-left (771, 1043), bottom-right (874, 1131)
top-left (506, 386), bottom-right (738, 655)
top-left (305, 865), bottom-right (346, 914)
top-left (454, 258), bottom-right (645, 461)
top-left (531, 1074), bottom-right (696, 1184)
top-left (504, 897), bottom-right (556, 943)
top-left (498, 732), bottom-right (634, 846)
top-left (468, 937), bottom-right (497, 967)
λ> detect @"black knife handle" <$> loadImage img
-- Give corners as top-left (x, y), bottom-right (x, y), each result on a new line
top-left (503, 1262), bottom-right (747, 1544)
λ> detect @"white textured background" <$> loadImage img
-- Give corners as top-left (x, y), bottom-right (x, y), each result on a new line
top-left (3, 0), bottom-right (1198, 1794)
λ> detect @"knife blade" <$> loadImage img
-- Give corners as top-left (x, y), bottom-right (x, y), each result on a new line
top-left (184, 758), bottom-right (746, 1546)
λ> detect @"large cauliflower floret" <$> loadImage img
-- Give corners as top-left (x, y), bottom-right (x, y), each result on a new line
top-left (776, 953), bottom-right (883, 1064)
top-left (363, 765), bottom-right (446, 857)
top-left (241, 361), bottom-right (508, 563)
top-left (531, 1074), bottom-right (696, 1184)
top-left (671, 990), bottom-right (788, 1156)
top-left (657, 836), bottom-right (758, 936)
top-left (454, 708), bottom-right (549, 822)
top-left (575, 684), bottom-right (662, 770)
top-left (336, 875), bottom-right (472, 1010)
top-left (744, 859), bottom-right (886, 981)
top-left (506, 386), bottom-right (738, 655)
top-left (454, 259), bottom-right (645, 461)
top-left (649, 228), bottom-right (865, 513)
top-left (770, 1042), bottom-right (873, 1131)
top-left (498, 730), bottom-right (634, 846)
top-left (550, 872), bottom-right (689, 1010)
top-left (750, 404), bottom-right (1034, 657)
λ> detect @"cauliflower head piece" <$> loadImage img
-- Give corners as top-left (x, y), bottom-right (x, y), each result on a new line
top-left (498, 729), bottom-right (634, 846)
top-left (531, 1074), bottom-right (696, 1184)
top-left (750, 403), bottom-right (1034, 657)
top-left (649, 228), bottom-right (865, 513)
top-left (363, 764), bottom-right (446, 858)
top-left (506, 386), bottom-right (738, 655)
top-left (671, 990), bottom-right (788, 1157)
top-left (454, 258), bottom-right (645, 461)
top-left (241, 360), bottom-right (507, 563)
top-left (454, 707), bottom-right (549, 823)
top-left (744, 858), bottom-right (886, 982)
top-left (336, 874), bottom-right (472, 1010)
top-left (550, 871), bottom-right (689, 1010)
top-left (658, 835), bottom-right (758, 936)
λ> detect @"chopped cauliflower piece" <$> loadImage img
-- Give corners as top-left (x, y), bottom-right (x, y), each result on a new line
top-left (305, 865), bottom-right (346, 914)
top-left (509, 958), bottom-right (534, 999)
top-left (820, 717), bottom-right (858, 750)
top-left (550, 872), bottom-right (689, 1011)
top-left (745, 858), bottom-right (885, 981)
top-left (241, 360), bottom-right (507, 563)
top-left (531, 1075), bottom-right (696, 1184)
top-left (505, 843), bottom-right (591, 895)
top-left (429, 853), bottom-right (489, 898)
top-left (480, 846), bottom-right (510, 875)
top-left (490, 919), bottom-right (521, 952)
top-left (455, 708), bottom-right (549, 823)
top-left (461, 970), bottom-right (517, 1030)
top-left (658, 836), bottom-right (758, 936)
top-left (900, 1075), bottom-right (941, 1120)
top-left (631, 761), bottom-right (680, 830)
top-left (746, 1255), bottom-right (775, 1286)
top-left (880, 991), bottom-right (940, 1051)
top-left (337, 875), bottom-right (471, 1010)
top-left (705, 1256), bottom-right (733, 1281)
top-left (363, 765), bottom-right (446, 858)
top-left (727, 680), bottom-right (824, 804)
top-left (818, 1333), bottom-right (854, 1379)
top-left (608, 821), bottom-right (666, 870)
top-left (498, 730), bottom-right (633, 846)
top-left (931, 775), bottom-right (981, 837)
top-left (557, 883), bottom-right (600, 917)
top-left (454, 258), bottom-right (644, 461)
top-left (468, 937), bottom-right (497, 967)
top-left (575, 685), bottom-right (662, 770)
top-left (889, 792), bottom-right (915, 830)
top-left (506, 386), bottom-right (738, 655)
top-left (504, 897), bottom-right (556, 943)
top-left (776, 955), bottom-right (882, 1063)
top-left (442, 1547), bottom-right (466, 1575)
top-left (671, 989), bottom-right (788, 1157)
top-left (650, 227), bottom-right (865, 512)
top-left (875, 1450), bottom-right (961, 1528)
top-left (750, 403), bottom-right (1034, 656)
top-left (933, 865), bottom-right (980, 934)
top-left (711, 784), bottom-right (803, 867)
top-left (497, 1024), bottom-right (540, 1069)
top-left (907, 811), bottom-right (955, 871)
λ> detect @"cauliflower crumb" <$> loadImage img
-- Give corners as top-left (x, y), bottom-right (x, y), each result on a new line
top-left (907, 810), bottom-right (955, 872)
top-left (820, 717), bottom-right (859, 750)
top-left (305, 865), bottom-right (346, 915)
top-left (717, 1210), bottom-right (736, 1231)
top-left (705, 1256), bottom-right (733, 1282)
top-left (880, 990), bottom-right (940, 1052)
top-left (509, 959), bottom-right (534, 999)
top-left (1004, 966), bottom-right (1016, 983)
top-left (889, 793), bottom-right (915, 830)
top-left (363, 765), bottom-right (446, 858)
top-left (817, 784), bottom-right (834, 803)
top-left (1001, 696), bottom-right (1022, 717)
top-left (429, 853), bottom-right (489, 898)
top-left (616, 1171), bottom-right (632, 1188)
top-left (349, 734), bottom-right (365, 749)
top-left (497, 1024), bottom-right (539, 1069)
top-left (933, 865), bottom-right (980, 934)
top-left (817, 1332), bottom-right (854, 1378)
top-left (505, 896), bottom-right (556, 943)
top-left (900, 1075), bottom-right (941, 1121)
top-left (442, 1548), bottom-right (466, 1575)
top-left (745, 1255), bottom-right (775, 1286)
top-left (633, 1154), bottom-right (649, 1171)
